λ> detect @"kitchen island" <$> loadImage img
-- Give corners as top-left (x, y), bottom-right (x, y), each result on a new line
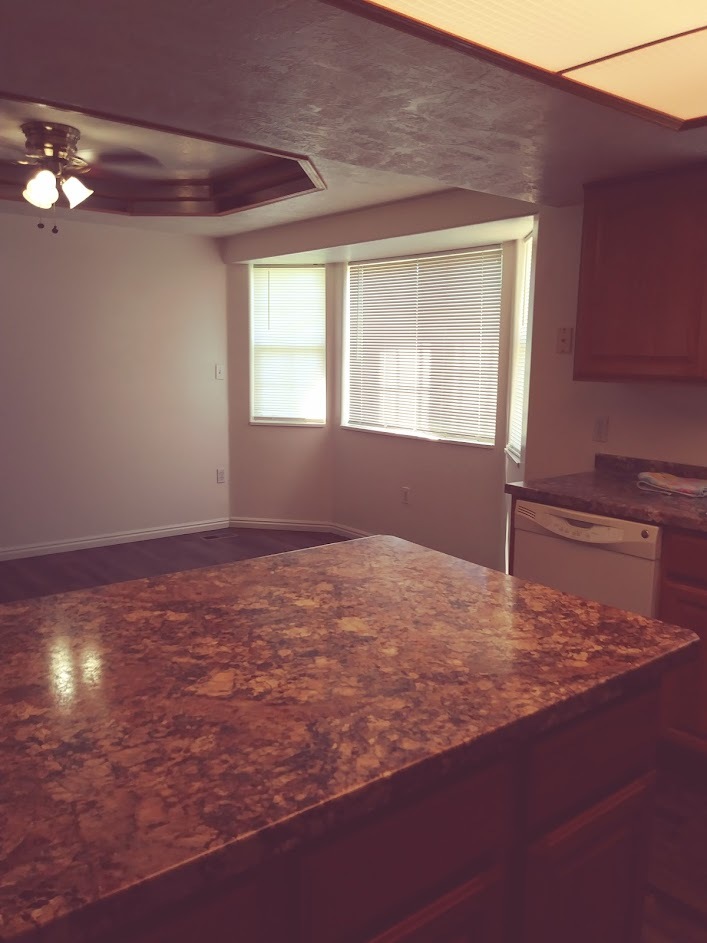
top-left (0, 536), bottom-right (697, 943)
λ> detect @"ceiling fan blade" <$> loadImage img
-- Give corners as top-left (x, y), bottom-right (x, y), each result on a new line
top-left (0, 140), bottom-right (33, 163)
top-left (99, 149), bottom-right (163, 168)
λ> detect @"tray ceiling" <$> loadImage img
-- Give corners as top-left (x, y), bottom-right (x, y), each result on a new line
top-left (0, 99), bottom-right (324, 218)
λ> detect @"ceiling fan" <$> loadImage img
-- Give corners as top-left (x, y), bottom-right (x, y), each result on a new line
top-left (14, 121), bottom-right (165, 211)
top-left (18, 121), bottom-right (95, 209)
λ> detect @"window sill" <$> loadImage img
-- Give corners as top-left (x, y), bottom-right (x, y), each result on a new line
top-left (341, 423), bottom-right (494, 449)
top-left (250, 420), bottom-right (326, 428)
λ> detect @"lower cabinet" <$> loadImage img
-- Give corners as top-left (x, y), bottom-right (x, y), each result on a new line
top-left (659, 531), bottom-right (707, 739)
top-left (367, 871), bottom-right (503, 943)
top-left (523, 774), bottom-right (654, 943)
top-left (113, 690), bottom-right (660, 943)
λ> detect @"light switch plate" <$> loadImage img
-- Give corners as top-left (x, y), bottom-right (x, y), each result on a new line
top-left (215, 364), bottom-right (225, 380)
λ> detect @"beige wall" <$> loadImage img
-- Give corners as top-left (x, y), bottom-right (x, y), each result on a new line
top-left (227, 265), bottom-right (334, 525)
top-left (227, 253), bottom-right (518, 569)
top-left (525, 205), bottom-right (707, 480)
top-left (0, 215), bottom-right (228, 556)
top-left (221, 189), bottom-right (535, 263)
top-left (225, 190), bottom-right (534, 568)
top-left (331, 252), bottom-right (516, 570)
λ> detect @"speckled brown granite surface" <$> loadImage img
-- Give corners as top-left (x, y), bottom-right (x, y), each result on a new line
top-left (507, 454), bottom-right (707, 533)
top-left (0, 536), bottom-right (697, 942)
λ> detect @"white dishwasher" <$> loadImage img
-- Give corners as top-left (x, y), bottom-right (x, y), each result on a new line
top-left (513, 500), bottom-right (661, 617)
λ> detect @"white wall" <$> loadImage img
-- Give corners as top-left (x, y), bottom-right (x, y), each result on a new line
top-left (225, 183), bottom-right (531, 568)
top-left (331, 251), bottom-right (516, 570)
top-left (221, 189), bottom-right (535, 263)
top-left (525, 205), bottom-right (707, 480)
top-left (227, 264), bottom-right (334, 526)
top-left (0, 214), bottom-right (229, 556)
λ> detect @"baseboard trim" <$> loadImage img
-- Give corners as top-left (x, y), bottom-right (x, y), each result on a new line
top-left (228, 517), bottom-right (372, 540)
top-left (0, 518), bottom-right (231, 562)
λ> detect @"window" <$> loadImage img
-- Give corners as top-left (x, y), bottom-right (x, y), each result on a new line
top-left (344, 247), bottom-right (503, 445)
top-left (250, 266), bottom-right (326, 424)
top-left (506, 234), bottom-right (534, 464)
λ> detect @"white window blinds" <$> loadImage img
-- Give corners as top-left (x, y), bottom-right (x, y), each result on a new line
top-left (506, 234), bottom-right (534, 463)
top-left (345, 247), bottom-right (503, 445)
top-left (251, 266), bottom-right (326, 424)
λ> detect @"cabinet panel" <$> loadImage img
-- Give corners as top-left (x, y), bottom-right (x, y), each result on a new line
top-left (527, 688), bottom-right (656, 832)
top-left (301, 763), bottom-right (510, 943)
top-left (659, 580), bottom-right (707, 737)
top-left (574, 167), bottom-right (707, 381)
top-left (367, 871), bottom-right (503, 943)
top-left (523, 774), bottom-right (654, 943)
top-left (662, 529), bottom-right (707, 587)
top-left (117, 877), bottom-right (261, 943)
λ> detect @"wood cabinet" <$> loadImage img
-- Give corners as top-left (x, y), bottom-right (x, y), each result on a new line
top-left (300, 762), bottom-right (510, 943)
top-left (108, 690), bottom-right (661, 943)
top-left (659, 530), bottom-right (707, 738)
top-left (574, 165), bottom-right (707, 382)
top-left (523, 775), bottom-right (654, 943)
top-left (368, 871), bottom-right (503, 943)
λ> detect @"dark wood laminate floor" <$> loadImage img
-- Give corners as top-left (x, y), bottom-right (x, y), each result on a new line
top-left (1, 529), bottom-right (705, 941)
top-left (0, 527), bottom-right (348, 604)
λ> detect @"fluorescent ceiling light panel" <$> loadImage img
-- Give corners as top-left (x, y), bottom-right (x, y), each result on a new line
top-left (366, 0), bottom-right (707, 72)
top-left (365, 0), bottom-right (707, 117)
top-left (567, 31), bottom-right (707, 120)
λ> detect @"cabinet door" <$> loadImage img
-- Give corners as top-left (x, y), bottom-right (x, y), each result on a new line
top-left (523, 774), bottom-right (654, 943)
top-left (659, 580), bottom-right (707, 737)
top-left (574, 168), bottom-right (707, 381)
top-left (367, 871), bottom-right (503, 943)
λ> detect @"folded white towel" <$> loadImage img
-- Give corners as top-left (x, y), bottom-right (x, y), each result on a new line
top-left (637, 471), bottom-right (707, 498)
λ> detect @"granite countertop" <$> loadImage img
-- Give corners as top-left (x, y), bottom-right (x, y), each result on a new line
top-left (0, 535), bottom-right (697, 942)
top-left (506, 453), bottom-right (707, 533)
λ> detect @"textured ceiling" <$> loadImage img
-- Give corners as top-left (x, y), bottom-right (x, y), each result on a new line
top-left (0, 0), bottom-right (706, 228)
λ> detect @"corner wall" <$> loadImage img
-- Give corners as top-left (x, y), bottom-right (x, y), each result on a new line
top-left (0, 215), bottom-right (229, 557)
top-left (225, 190), bottom-right (534, 567)
top-left (227, 265), bottom-right (334, 526)
top-left (525, 205), bottom-right (707, 480)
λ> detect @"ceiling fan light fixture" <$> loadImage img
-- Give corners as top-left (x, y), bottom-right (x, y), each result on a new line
top-left (22, 168), bottom-right (59, 209)
top-left (61, 174), bottom-right (93, 208)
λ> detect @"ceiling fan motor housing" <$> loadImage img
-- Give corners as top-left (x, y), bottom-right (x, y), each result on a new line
top-left (21, 121), bottom-right (89, 173)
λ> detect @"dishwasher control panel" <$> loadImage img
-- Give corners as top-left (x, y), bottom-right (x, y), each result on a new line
top-left (514, 500), bottom-right (660, 560)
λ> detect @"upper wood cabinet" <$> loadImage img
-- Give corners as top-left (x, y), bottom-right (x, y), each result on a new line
top-left (574, 165), bottom-right (707, 381)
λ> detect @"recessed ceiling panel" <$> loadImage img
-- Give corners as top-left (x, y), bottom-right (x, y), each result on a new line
top-left (364, 0), bottom-right (707, 72)
top-left (566, 31), bottom-right (707, 121)
top-left (0, 98), bottom-right (325, 217)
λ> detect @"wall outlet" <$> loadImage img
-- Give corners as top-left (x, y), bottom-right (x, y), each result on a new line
top-left (592, 416), bottom-right (609, 443)
top-left (401, 486), bottom-right (411, 505)
top-left (215, 363), bottom-right (225, 380)
top-left (216, 468), bottom-right (226, 484)
top-left (556, 327), bottom-right (574, 355)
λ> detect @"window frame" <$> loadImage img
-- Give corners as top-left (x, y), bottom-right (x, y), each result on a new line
top-left (249, 263), bottom-right (327, 428)
top-left (342, 246), bottom-right (505, 448)
top-left (505, 231), bottom-right (535, 466)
